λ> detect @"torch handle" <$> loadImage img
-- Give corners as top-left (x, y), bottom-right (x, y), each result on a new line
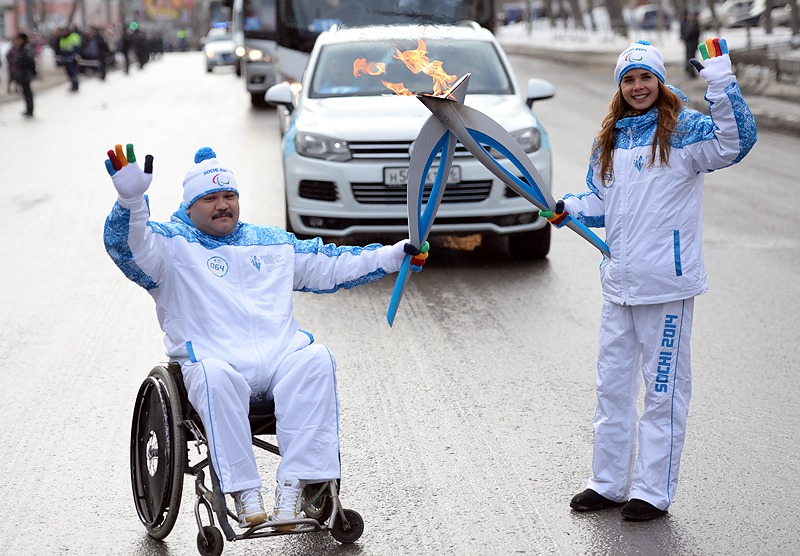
top-left (387, 254), bottom-right (412, 326)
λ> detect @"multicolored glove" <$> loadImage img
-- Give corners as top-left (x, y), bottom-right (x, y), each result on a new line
top-left (690, 38), bottom-right (733, 89)
top-left (104, 143), bottom-right (154, 203)
top-left (538, 199), bottom-right (570, 228)
top-left (405, 241), bottom-right (429, 272)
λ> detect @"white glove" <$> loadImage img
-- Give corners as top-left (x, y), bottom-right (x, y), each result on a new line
top-left (382, 240), bottom-right (409, 273)
top-left (381, 240), bottom-right (427, 273)
top-left (104, 143), bottom-right (153, 204)
top-left (699, 55), bottom-right (733, 90)
top-left (691, 38), bottom-right (734, 90)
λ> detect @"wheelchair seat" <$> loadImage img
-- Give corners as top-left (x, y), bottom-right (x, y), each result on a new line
top-left (169, 362), bottom-right (277, 436)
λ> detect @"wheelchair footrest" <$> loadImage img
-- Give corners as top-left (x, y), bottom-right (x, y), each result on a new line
top-left (240, 518), bottom-right (324, 539)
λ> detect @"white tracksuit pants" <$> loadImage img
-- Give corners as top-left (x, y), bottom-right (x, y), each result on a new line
top-left (181, 343), bottom-right (341, 494)
top-left (586, 298), bottom-right (694, 510)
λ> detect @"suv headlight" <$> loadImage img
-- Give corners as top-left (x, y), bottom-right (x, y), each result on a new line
top-left (489, 127), bottom-right (542, 157)
top-left (295, 132), bottom-right (352, 161)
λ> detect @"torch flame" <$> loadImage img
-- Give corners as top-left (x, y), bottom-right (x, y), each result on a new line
top-left (392, 40), bottom-right (456, 96)
top-left (354, 39), bottom-right (458, 96)
top-left (381, 81), bottom-right (412, 95)
top-left (353, 59), bottom-right (386, 77)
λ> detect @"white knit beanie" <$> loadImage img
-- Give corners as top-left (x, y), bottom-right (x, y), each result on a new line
top-left (182, 147), bottom-right (239, 208)
top-left (614, 40), bottom-right (666, 86)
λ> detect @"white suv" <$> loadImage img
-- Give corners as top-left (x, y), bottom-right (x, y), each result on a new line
top-left (267, 23), bottom-right (556, 258)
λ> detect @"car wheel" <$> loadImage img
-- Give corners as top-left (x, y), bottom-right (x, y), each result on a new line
top-left (508, 226), bottom-right (550, 260)
top-left (206, 66), bottom-right (213, 73)
top-left (251, 92), bottom-right (270, 108)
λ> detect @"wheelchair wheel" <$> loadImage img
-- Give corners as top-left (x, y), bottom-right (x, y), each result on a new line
top-left (130, 365), bottom-right (187, 540)
top-left (196, 526), bottom-right (224, 556)
top-left (330, 509), bottom-right (364, 544)
top-left (302, 482), bottom-right (334, 524)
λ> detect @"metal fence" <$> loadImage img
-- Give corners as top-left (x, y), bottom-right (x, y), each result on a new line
top-left (730, 41), bottom-right (800, 83)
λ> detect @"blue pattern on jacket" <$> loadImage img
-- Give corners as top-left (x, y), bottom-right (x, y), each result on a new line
top-left (104, 199), bottom-right (387, 293)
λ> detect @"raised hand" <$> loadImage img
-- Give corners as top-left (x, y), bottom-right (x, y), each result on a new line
top-left (105, 143), bottom-right (154, 202)
top-left (690, 38), bottom-right (733, 88)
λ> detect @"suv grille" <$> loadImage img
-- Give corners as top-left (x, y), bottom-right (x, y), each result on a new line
top-left (348, 140), bottom-right (473, 160)
top-left (351, 181), bottom-right (492, 205)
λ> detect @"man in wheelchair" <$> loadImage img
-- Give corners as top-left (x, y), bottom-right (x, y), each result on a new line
top-left (103, 144), bottom-right (424, 530)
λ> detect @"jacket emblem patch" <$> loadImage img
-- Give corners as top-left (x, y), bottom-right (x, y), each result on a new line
top-left (634, 155), bottom-right (645, 172)
top-left (207, 256), bottom-right (229, 277)
top-left (251, 253), bottom-right (284, 272)
top-left (602, 170), bottom-right (614, 188)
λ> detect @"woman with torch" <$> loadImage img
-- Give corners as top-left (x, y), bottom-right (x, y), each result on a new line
top-left (540, 39), bottom-right (757, 520)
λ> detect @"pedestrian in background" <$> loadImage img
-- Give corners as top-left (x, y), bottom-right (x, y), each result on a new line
top-left (12, 32), bottom-right (36, 117)
top-left (119, 26), bottom-right (133, 74)
top-left (5, 37), bottom-right (18, 94)
top-left (681, 12), bottom-right (701, 78)
top-left (59, 25), bottom-right (82, 91)
top-left (133, 29), bottom-right (150, 69)
top-left (539, 39), bottom-right (756, 521)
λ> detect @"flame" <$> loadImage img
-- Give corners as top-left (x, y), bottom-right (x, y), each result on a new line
top-left (353, 39), bottom-right (458, 96)
top-left (392, 40), bottom-right (456, 96)
top-left (353, 58), bottom-right (386, 77)
top-left (381, 81), bottom-right (412, 95)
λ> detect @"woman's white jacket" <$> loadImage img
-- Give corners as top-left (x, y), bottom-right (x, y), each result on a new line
top-left (563, 83), bottom-right (757, 306)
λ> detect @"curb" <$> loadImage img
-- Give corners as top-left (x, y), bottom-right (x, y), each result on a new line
top-left (501, 42), bottom-right (800, 137)
top-left (0, 66), bottom-right (69, 105)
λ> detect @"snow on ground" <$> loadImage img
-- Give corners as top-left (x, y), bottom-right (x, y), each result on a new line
top-left (496, 18), bottom-right (797, 64)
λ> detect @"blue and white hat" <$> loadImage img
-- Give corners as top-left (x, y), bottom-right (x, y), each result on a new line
top-left (614, 40), bottom-right (666, 86)
top-left (182, 147), bottom-right (239, 208)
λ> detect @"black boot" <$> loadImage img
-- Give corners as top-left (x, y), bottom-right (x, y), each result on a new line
top-left (621, 498), bottom-right (666, 521)
top-left (570, 489), bottom-right (622, 511)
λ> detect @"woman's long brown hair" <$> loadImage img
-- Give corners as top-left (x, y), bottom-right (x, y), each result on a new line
top-left (591, 80), bottom-right (688, 181)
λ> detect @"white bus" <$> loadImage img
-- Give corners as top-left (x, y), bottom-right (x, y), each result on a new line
top-left (228, 0), bottom-right (495, 106)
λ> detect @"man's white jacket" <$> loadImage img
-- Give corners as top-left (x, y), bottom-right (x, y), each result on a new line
top-left (104, 197), bottom-right (402, 388)
top-left (563, 83), bottom-right (757, 306)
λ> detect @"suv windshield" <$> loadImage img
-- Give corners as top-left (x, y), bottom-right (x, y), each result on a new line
top-left (309, 38), bottom-right (513, 98)
top-left (207, 32), bottom-right (232, 42)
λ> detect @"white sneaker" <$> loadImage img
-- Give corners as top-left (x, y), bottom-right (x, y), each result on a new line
top-left (232, 487), bottom-right (268, 529)
top-left (271, 477), bottom-right (305, 531)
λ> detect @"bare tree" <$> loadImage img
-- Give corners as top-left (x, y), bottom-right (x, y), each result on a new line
top-left (788, 0), bottom-right (800, 36)
top-left (604, 0), bottom-right (629, 36)
top-left (565, 0), bottom-right (586, 28)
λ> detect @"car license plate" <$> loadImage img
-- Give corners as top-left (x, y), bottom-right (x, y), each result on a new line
top-left (384, 166), bottom-right (461, 187)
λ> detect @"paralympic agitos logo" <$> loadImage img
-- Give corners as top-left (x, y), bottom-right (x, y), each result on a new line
top-left (623, 50), bottom-right (645, 62)
top-left (212, 174), bottom-right (230, 186)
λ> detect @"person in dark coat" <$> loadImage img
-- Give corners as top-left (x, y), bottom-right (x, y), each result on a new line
top-left (119, 27), bottom-right (133, 74)
top-left (681, 12), bottom-right (702, 77)
top-left (5, 36), bottom-right (18, 94)
top-left (12, 32), bottom-right (36, 117)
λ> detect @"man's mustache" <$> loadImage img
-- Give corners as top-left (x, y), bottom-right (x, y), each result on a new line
top-left (212, 209), bottom-right (234, 220)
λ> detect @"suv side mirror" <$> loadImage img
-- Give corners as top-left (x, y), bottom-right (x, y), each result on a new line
top-left (265, 82), bottom-right (294, 111)
top-left (526, 78), bottom-right (555, 108)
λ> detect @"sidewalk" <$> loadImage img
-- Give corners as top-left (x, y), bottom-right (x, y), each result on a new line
top-left (498, 21), bottom-right (800, 136)
top-left (0, 45), bottom-right (70, 106)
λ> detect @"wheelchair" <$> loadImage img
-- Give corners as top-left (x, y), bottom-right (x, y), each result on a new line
top-left (130, 363), bottom-right (364, 556)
